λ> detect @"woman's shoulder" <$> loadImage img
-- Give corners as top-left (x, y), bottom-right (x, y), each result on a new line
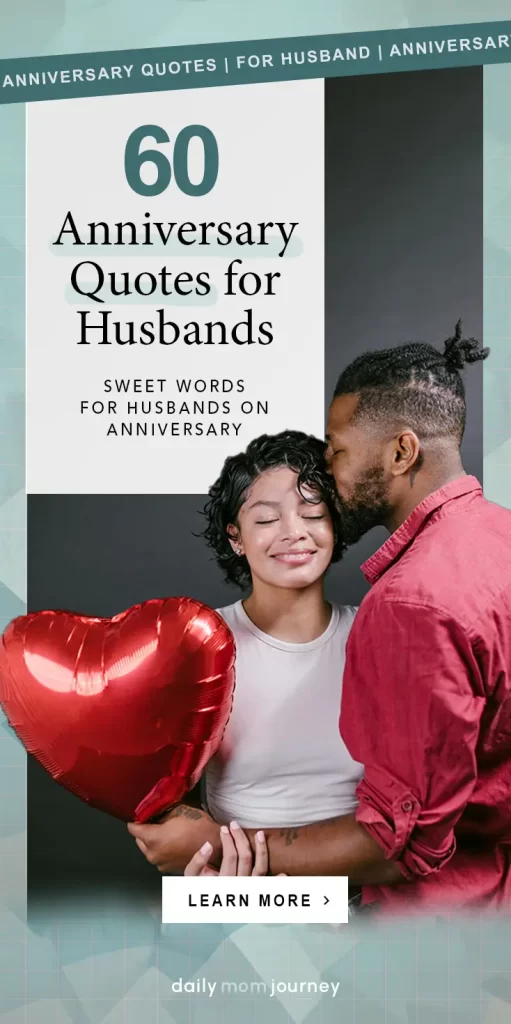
top-left (330, 603), bottom-right (359, 632)
top-left (215, 600), bottom-right (242, 627)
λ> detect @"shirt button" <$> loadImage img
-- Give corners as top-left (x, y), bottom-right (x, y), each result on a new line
top-left (401, 800), bottom-right (413, 813)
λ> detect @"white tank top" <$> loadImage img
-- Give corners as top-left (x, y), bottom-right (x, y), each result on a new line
top-left (204, 601), bottom-right (364, 828)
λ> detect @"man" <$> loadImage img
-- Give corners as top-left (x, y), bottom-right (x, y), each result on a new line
top-left (129, 322), bottom-right (511, 911)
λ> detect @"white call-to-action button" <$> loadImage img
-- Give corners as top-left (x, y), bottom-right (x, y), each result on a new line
top-left (162, 876), bottom-right (348, 924)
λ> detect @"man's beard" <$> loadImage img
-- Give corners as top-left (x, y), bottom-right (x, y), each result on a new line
top-left (334, 466), bottom-right (392, 547)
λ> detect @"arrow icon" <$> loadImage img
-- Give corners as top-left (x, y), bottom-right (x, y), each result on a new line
top-left (323, 896), bottom-right (329, 905)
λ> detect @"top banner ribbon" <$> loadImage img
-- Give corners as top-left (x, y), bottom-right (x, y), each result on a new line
top-left (1, 20), bottom-right (511, 104)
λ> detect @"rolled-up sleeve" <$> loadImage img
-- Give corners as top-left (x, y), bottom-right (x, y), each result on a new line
top-left (340, 599), bottom-right (486, 880)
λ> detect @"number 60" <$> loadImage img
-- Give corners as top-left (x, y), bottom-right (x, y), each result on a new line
top-left (124, 123), bottom-right (219, 197)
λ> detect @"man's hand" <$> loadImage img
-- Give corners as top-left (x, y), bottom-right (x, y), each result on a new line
top-left (185, 822), bottom-right (272, 877)
top-left (127, 804), bottom-right (221, 874)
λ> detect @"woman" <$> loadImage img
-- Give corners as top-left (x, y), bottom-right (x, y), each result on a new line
top-left (200, 428), bottom-right (363, 839)
top-left (130, 429), bottom-right (363, 881)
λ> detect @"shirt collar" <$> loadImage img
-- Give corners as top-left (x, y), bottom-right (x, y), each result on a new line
top-left (361, 475), bottom-right (482, 585)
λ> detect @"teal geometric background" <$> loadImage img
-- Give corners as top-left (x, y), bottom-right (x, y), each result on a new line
top-left (0, 3), bottom-right (511, 1023)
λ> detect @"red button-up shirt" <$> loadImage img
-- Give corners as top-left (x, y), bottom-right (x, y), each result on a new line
top-left (340, 476), bottom-right (511, 912)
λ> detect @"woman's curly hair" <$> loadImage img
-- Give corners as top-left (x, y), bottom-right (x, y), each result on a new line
top-left (202, 430), bottom-right (345, 588)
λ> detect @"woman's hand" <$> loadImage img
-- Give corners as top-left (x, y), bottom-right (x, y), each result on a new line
top-left (185, 821), bottom-right (279, 877)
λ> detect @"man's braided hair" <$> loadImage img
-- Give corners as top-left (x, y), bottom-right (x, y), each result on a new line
top-left (333, 320), bottom-right (489, 443)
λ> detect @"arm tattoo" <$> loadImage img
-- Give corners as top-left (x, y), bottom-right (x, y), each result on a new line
top-left (171, 805), bottom-right (204, 821)
top-left (279, 828), bottom-right (299, 847)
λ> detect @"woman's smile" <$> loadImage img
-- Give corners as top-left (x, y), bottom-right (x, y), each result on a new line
top-left (271, 549), bottom-right (317, 565)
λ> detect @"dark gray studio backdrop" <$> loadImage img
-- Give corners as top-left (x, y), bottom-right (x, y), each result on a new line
top-left (27, 67), bottom-right (483, 907)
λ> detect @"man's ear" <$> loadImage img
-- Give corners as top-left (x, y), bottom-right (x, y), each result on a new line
top-left (390, 429), bottom-right (421, 478)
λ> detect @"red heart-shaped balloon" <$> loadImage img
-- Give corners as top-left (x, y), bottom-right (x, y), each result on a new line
top-left (0, 598), bottom-right (235, 822)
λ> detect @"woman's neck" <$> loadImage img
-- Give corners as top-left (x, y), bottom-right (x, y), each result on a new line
top-left (242, 580), bottom-right (331, 643)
